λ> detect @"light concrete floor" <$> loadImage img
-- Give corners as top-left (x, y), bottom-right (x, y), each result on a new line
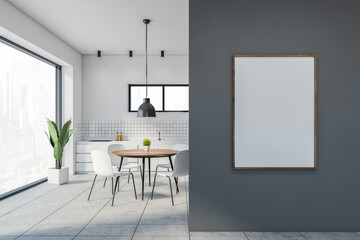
top-left (0, 173), bottom-right (189, 240)
top-left (0, 173), bottom-right (360, 240)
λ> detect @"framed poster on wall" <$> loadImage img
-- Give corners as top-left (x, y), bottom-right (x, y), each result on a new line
top-left (233, 55), bottom-right (317, 169)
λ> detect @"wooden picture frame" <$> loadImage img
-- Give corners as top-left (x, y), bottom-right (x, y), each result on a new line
top-left (233, 55), bottom-right (317, 169)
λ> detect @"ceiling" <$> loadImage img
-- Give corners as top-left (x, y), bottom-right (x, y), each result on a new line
top-left (8, 0), bottom-right (189, 54)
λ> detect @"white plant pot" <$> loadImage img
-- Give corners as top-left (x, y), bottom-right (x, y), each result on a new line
top-left (48, 167), bottom-right (69, 184)
top-left (144, 145), bottom-right (150, 152)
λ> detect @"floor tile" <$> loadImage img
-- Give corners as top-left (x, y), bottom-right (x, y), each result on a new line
top-left (24, 223), bottom-right (84, 236)
top-left (99, 202), bottom-right (146, 215)
top-left (0, 236), bottom-right (17, 240)
top-left (90, 213), bottom-right (141, 225)
top-left (39, 212), bottom-right (94, 225)
top-left (79, 224), bottom-right (136, 236)
top-left (134, 224), bottom-right (189, 237)
top-left (140, 213), bottom-right (188, 225)
top-left (0, 215), bottom-right (41, 226)
top-left (132, 237), bottom-right (189, 240)
top-left (190, 232), bottom-right (246, 240)
top-left (301, 232), bottom-right (360, 240)
top-left (0, 184), bottom-right (59, 217)
top-left (191, 237), bottom-right (244, 240)
top-left (144, 201), bottom-right (187, 214)
top-left (17, 236), bottom-right (75, 240)
top-left (75, 237), bottom-right (131, 240)
top-left (0, 224), bottom-right (32, 236)
top-left (246, 232), bottom-right (306, 240)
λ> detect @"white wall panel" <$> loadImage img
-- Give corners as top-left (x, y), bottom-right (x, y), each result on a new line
top-left (82, 54), bottom-right (188, 120)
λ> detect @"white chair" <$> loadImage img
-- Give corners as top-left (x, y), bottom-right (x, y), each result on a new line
top-left (151, 150), bottom-right (189, 206)
top-left (155, 144), bottom-right (188, 172)
top-left (104, 144), bottom-right (142, 188)
top-left (88, 150), bottom-right (137, 206)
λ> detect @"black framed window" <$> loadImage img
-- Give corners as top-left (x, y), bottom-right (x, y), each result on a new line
top-left (129, 84), bottom-right (189, 112)
top-left (0, 36), bottom-right (62, 200)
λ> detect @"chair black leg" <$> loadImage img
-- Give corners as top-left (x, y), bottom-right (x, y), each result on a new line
top-left (142, 158), bottom-right (145, 200)
top-left (131, 173), bottom-right (137, 199)
top-left (168, 176), bottom-right (174, 206)
top-left (88, 174), bottom-right (97, 201)
top-left (148, 158), bottom-right (151, 186)
top-left (112, 177), bottom-right (119, 206)
top-left (151, 173), bottom-right (158, 199)
top-left (139, 166), bottom-right (143, 180)
top-left (103, 177), bottom-right (107, 188)
top-left (128, 169), bottom-right (130, 183)
top-left (175, 178), bottom-right (179, 194)
top-left (111, 177), bottom-right (114, 194)
top-left (168, 156), bottom-right (179, 193)
top-left (118, 177), bottom-right (120, 192)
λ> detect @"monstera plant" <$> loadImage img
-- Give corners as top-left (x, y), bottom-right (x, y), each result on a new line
top-left (45, 118), bottom-right (74, 169)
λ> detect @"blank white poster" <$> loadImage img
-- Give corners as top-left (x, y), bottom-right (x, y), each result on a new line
top-left (233, 56), bottom-right (316, 168)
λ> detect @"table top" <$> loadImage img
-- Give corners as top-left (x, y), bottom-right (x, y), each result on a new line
top-left (112, 149), bottom-right (179, 158)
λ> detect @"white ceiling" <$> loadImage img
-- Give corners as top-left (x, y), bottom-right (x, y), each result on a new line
top-left (8, 0), bottom-right (189, 54)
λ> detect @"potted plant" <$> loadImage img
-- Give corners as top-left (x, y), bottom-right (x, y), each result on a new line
top-left (45, 118), bottom-right (74, 184)
top-left (143, 138), bottom-right (151, 152)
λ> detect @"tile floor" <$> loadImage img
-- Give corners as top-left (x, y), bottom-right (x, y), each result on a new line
top-left (0, 173), bottom-right (359, 240)
top-left (0, 173), bottom-right (189, 240)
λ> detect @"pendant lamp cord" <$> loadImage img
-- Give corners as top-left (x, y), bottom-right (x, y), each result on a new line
top-left (145, 22), bottom-right (148, 98)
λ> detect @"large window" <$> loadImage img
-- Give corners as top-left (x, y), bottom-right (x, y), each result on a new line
top-left (129, 84), bottom-right (189, 112)
top-left (0, 37), bottom-right (61, 198)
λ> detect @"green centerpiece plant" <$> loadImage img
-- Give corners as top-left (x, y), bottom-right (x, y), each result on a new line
top-left (143, 138), bottom-right (151, 152)
top-left (45, 118), bottom-right (74, 184)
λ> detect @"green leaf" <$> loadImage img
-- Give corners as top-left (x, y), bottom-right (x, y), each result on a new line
top-left (46, 118), bottom-right (59, 135)
top-left (44, 130), bottom-right (54, 147)
top-left (68, 128), bottom-right (75, 136)
top-left (59, 119), bottom-right (72, 147)
top-left (54, 141), bottom-right (63, 169)
top-left (46, 118), bottom-right (59, 143)
top-left (66, 129), bottom-right (75, 144)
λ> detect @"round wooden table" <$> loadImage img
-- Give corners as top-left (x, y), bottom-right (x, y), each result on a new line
top-left (112, 149), bottom-right (179, 200)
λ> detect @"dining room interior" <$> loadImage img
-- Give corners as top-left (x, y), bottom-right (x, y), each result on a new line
top-left (2, 0), bottom-right (360, 239)
top-left (0, 0), bottom-right (190, 239)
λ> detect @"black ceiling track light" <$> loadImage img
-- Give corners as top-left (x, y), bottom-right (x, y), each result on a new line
top-left (137, 19), bottom-right (156, 117)
top-left (129, 50), bottom-right (133, 57)
top-left (97, 50), bottom-right (102, 57)
top-left (161, 50), bottom-right (165, 57)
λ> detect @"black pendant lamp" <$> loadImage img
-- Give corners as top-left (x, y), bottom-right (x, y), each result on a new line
top-left (137, 19), bottom-right (156, 117)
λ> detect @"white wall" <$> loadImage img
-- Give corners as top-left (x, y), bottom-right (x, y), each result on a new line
top-left (0, 0), bottom-right (82, 174)
top-left (83, 54), bottom-right (188, 120)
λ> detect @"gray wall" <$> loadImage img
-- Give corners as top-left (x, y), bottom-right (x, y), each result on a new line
top-left (189, 0), bottom-right (360, 231)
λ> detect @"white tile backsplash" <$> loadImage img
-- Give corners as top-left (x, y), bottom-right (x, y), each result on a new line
top-left (75, 120), bottom-right (188, 141)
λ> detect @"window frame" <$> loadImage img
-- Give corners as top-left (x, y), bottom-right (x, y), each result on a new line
top-left (0, 36), bottom-right (62, 200)
top-left (128, 84), bottom-right (189, 112)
